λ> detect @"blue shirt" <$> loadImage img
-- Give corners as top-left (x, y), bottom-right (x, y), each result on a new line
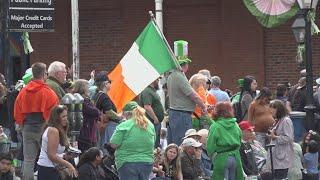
top-left (304, 152), bottom-right (319, 174)
top-left (209, 88), bottom-right (230, 102)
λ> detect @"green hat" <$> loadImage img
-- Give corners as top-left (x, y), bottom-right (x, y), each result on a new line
top-left (123, 101), bottom-right (138, 112)
top-left (174, 40), bottom-right (192, 65)
top-left (237, 79), bottom-right (244, 88)
top-left (22, 68), bottom-right (33, 85)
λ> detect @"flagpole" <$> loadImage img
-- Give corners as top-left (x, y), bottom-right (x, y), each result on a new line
top-left (148, 11), bottom-right (182, 71)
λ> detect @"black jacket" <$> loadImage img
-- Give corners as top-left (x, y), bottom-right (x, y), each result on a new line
top-left (240, 141), bottom-right (259, 176)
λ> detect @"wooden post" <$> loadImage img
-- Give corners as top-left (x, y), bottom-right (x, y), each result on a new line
top-left (71, 0), bottom-right (80, 81)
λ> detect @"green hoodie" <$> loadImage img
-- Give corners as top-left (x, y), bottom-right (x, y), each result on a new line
top-left (206, 117), bottom-right (244, 180)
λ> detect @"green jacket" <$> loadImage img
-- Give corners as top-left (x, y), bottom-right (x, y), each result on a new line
top-left (207, 117), bottom-right (244, 180)
top-left (46, 77), bottom-right (65, 100)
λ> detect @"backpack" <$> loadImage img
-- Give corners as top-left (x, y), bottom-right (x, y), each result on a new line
top-left (231, 92), bottom-right (245, 122)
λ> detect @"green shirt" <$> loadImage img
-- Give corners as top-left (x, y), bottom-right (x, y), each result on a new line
top-left (139, 86), bottom-right (164, 122)
top-left (167, 70), bottom-right (195, 112)
top-left (110, 118), bottom-right (155, 169)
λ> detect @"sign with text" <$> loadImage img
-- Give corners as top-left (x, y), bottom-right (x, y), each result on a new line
top-left (8, 0), bottom-right (55, 32)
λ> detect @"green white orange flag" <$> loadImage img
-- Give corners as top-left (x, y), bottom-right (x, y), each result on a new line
top-left (108, 21), bottom-right (177, 111)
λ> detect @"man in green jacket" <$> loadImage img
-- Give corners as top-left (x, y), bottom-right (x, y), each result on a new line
top-left (46, 61), bottom-right (67, 100)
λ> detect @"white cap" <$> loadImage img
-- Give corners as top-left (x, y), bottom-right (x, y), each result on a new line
top-left (183, 129), bottom-right (201, 139)
top-left (181, 138), bottom-right (202, 148)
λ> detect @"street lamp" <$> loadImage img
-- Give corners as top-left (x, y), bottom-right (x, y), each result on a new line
top-left (291, 0), bottom-right (319, 131)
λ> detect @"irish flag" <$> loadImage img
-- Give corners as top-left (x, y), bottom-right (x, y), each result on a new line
top-left (108, 21), bottom-right (177, 111)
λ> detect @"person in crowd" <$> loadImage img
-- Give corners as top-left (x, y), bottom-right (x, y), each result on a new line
top-left (209, 76), bottom-right (230, 102)
top-left (207, 102), bottom-right (244, 180)
top-left (160, 128), bottom-right (168, 151)
top-left (139, 78), bottom-right (164, 148)
top-left (197, 129), bottom-right (212, 178)
top-left (238, 121), bottom-right (259, 177)
top-left (198, 69), bottom-right (212, 90)
top-left (0, 73), bottom-right (7, 105)
top-left (0, 152), bottom-right (15, 180)
top-left (301, 130), bottom-right (320, 157)
top-left (248, 87), bottom-right (275, 147)
top-left (180, 138), bottom-right (204, 179)
top-left (156, 144), bottom-right (183, 180)
top-left (110, 101), bottom-right (155, 180)
top-left (0, 73), bottom-right (8, 131)
top-left (275, 84), bottom-right (292, 112)
top-left (303, 140), bottom-right (319, 180)
top-left (88, 70), bottom-right (97, 99)
top-left (0, 125), bottom-right (8, 144)
top-left (92, 71), bottom-right (122, 148)
top-left (37, 105), bottom-right (78, 180)
top-left (77, 147), bottom-right (104, 180)
top-left (267, 100), bottom-right (294, 179)
top-left (167, 40), bottom-right (207, 145)
top-left (46, 61), bottom-right (67, 100)
top-left (288, 69), bottom-right (306, 104)
top-left (73, 79), bottom-right (100, 152)
top-left (240, 75), bottom-right (257, 120)
top-left (288, 142), bottom-right (304, 180)
top-left (189, 73), bottom-right (216, 130)
top-left (290, 77), bottom-right (306, 112)
top-left (14, 62), bottom-right (59, 180)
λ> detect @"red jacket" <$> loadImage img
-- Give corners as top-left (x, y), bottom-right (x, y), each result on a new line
top-left (14, 80), bottom-right (59, 125)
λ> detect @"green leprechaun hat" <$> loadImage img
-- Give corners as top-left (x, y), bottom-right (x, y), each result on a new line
top-left (22, 68), bottom-right (33, 85)
top-left (174, 40), bottom-right (192, 65)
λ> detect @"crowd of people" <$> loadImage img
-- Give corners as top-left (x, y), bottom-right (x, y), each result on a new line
top-left (0, 40), bottom-right (320, 180)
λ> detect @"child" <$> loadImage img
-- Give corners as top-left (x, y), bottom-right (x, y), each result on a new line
top-left (303, 140), bottom-right (319, 180)
top-left (0, 153), bottom-right (14, 180)
top-left (160, 128), bottom-right (168, 151)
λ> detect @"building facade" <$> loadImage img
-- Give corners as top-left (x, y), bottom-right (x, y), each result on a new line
top-left (27, 0), bottom-right (320, 91)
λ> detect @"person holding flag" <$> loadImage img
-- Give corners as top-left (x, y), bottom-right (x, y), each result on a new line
top-left (167, 40), bottom-right (208, 146)
top-left (107, 17), bottom-right (178, 112)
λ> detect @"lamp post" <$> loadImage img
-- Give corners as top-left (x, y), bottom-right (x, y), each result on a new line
top-left (291, 0), bottom-right (319, 131)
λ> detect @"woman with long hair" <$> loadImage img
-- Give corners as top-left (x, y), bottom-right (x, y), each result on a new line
top-left (110, 101), bottom-right (155, 180)
top-left (93, 71), bottom-right (122, 148)
top-left (267, 100), bottom-right (294, 179)
top-left (73, 79), bottom-right (100, 152)
top-left (240, 75), bottom-right (257, 120)
top-left (248, 87), bottom-right (275, 147)
top-left (37, 105), bottom-right (78, 180)
top-left (206, 102), bottom-right (244, 180)
top-left (155, 144), bottom-right (183, 180)
top-left (77, 147), bottom-right (103, 180)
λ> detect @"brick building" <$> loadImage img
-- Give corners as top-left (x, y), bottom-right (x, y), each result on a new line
top-left (27, 0), bottom-right (320, 91)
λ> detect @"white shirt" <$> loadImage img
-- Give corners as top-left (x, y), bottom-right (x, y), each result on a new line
top-left (37, 127), bottom-right (65, 167)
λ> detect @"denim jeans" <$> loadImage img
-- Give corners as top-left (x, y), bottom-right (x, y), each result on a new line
top-left (224, 156), bottom-right (237, 180)
top-left (154, 123), bottom-right (161, 148)
top-left (104, 121), bottom-right (118, 144)
top-left (167, 110), bottom-right (192, 146)
top-left (118, 162), bottom-right (153, 180)
top-left (22, 127), bottom-right (42, 180)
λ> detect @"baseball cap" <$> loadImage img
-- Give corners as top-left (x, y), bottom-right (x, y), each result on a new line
top-left (238, 121), bottom-right (254, 131)
top-left (94, 71), bottom-right (109, 83)
top-left (122, 101), bottom-right (138, 112)
top-left (181, 138), bottom-right (202, 148)
top-left (183, 129), bottom-right (201, 139)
